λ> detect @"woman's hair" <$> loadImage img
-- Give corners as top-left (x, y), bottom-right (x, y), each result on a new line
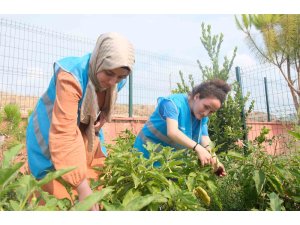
top-left (191, 79), bottom-right (231, 104)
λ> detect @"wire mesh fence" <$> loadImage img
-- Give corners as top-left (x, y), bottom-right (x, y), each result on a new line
top-left (0, 17), bottom-right (298, 149)
top-left (238, 63), bottom-right (298, 153)
top-left (239, 63), bottom-right (298, 123)
top-left (0, 18), bottom-right (94, 115)
top-left (0, 18), bottom-right (202, 118)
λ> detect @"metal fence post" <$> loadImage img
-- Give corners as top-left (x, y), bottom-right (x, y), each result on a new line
top-left (264, 77), bottom-right (271, 122)
top-left (235, 66), bottom-right (248, 154)
top-left (129, 73), bottom-right (133, 117)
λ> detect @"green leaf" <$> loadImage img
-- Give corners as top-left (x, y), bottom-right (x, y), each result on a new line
top-left (168, 160), bottom-right (185, 168)
top-left (253, 170), bottom-right (266, 195)
top-left (2, 144), bottom-right (23, 168)
top-left (168, 181), bottom-right (180, 196)
top-left (0, 162), bottom-right (24, 188)
top-left (206, 180), bottom-right (218, 193)
top-left (71, 187), bottom-right (113, 211)
top-left (38, 167), bottom-right (76, 186)
top-left (102, 201), bottom-right (123, 211)
top-left (268, 192), bottom-right (283, 211)
top-left (288, 130), bottom-right (300, 140)
top-left (131, 173), bottom-right (140, 188)
top-left (116, 176), bottom-right (126, 183)
top-left (177, 191), bottom-right (200, 209)
top-left (14, 175), bottom-right (38, 202)
top-left (124, 195), bottom-right (161, 211)
top-left (185, 173), bottom-right (196, 192)
top-left (290, 196), bottom-right (300, 203)
top-left (226, 151), bottom-right (245, 160)
top-left (36, 198), bottom-right (59, 211)
top-left (267, 175), bottom-right (284, 195)
top-left (146, 171), bottom-right (170, 186)
top-left (242, 14), bottom-right (250, 29)
top-left (9, 200), bottom-right (20, 210)
top-left (122, 189), bottom-right (141, 206)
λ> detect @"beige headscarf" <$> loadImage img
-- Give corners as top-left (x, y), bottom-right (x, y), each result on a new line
top-left (80, 32), bottom-right (135, 152)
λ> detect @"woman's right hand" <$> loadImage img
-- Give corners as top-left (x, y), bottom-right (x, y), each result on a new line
top-left (77, 178), bottom-right (99, 211)
top-left (194, 145), bottom-right (214, 166)
top-left (94, 112), bottom-right (107, 133)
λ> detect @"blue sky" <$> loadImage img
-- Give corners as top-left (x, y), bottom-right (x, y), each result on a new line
top-left (1, 14), bottom-right (256, 68)
top-left (1, 0), bottom-right (297, 68)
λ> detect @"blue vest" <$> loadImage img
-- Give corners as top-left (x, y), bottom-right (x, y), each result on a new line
top-left (134, 93), bottom-right (208, 158)
top-left (26, 54), bottom-right (126, 179)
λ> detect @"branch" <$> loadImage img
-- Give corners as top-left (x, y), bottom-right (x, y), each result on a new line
top-left (278, 65), bottom-right (300, 95)
top-left (245, 30), bottom-right (273, 63)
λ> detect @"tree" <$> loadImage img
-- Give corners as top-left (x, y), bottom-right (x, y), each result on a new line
top-left (235, 14), bottom-right (300, 120)
top-left (198, 23), bottom-right (237, 81)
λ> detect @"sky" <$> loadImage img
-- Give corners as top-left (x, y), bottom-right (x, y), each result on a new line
top-left (1, 14), bottom-right (256, 68)
top-left (1, 0), bottom-right (298, 68)
top-left (0, 4), bottom-right (298, 117)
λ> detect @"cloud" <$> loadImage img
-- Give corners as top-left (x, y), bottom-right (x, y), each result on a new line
top-left (233, 53), bottom-right (257, 68)
top-left (226, 49), bottom-right (257, 68)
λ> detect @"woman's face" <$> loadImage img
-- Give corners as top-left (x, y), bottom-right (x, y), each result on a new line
top-left (96, 67), bottom-right (130, 89)
top-left (191, 94), bottom-right (221, 120)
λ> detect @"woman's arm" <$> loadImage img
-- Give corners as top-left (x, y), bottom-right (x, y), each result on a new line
top-left (166, 118), bottom-right (214, 166)
top-left (49, 71), bottom-right (98, 209)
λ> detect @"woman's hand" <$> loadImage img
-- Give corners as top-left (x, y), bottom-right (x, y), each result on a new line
top-left (194, 145), bottom-right (214, 166)
top-left (94, 112), bottom-right (107, 133)
top-left (212, 158), bottom-right (227, 177)
top-left (77, 178), bottom-right (99, 211)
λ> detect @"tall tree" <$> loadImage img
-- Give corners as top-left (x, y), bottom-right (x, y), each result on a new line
top-left (235, 14), bottom-right (300, 119)
top-left (198, 23), bottom-right (237, 81)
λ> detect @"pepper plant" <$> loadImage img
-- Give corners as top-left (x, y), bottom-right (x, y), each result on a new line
top-left (94, 130), bottom-right (222, 211)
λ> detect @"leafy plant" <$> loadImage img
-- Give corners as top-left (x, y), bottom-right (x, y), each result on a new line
top-left (209, 83), bottom-right (254, 153)
top-left (3, 103), bottom-right (22, 131)
top-left (235, 14), bottom-right (300, 123)
top-left (0, 144), bottom-right (76, 210)
top-left (172, 71), bottom-right (194, 94)
top-left (94, 130), bottom-right (222, 211)
top-left (197, 22), bottom-right (237, 81)
top-left (213, 128), bottom-right (300, 211)
top-left (171, 22), bottom-right (254, 153)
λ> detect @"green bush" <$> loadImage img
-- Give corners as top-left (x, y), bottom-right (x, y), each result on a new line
top-left (209, 83), bottom-right (254, 153)
top-left (0, 144), bottom-right (76, 210)
top-left (3, 104), bottom-right (22, 131)
top-left (213, 128), bottom-right (300, 211)
top-left (94, 130), bottom-right (221, 211)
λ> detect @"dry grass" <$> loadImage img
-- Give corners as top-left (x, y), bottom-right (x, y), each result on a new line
top-left (0, 91), bottom-right (155, 117)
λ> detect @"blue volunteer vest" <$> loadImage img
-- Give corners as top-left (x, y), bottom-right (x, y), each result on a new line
top-left (26, 54), bottom-right (126, 179)
top-left (134, 93), bottom-right (208, 158)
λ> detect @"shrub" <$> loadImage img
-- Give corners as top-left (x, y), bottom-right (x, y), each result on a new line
top-left (94, 130), bottom-right (221, 211)
top-left (3, 104), bottom-right (22, 131)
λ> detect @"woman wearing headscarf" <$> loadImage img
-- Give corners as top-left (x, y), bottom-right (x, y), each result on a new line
top-left (26, 32), bottom-right (135, 210)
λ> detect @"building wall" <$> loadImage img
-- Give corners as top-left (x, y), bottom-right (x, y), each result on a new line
top-left (103, 117), bottom-right (295, 155)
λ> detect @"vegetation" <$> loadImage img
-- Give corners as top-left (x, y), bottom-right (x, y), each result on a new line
top-left (235, 14), bottom-right (300, 121)
top-left (93, 129), bottom-right (300, 211)
top-left (0, 102), bottom-right (299, 211)
top-left (0, 104), bottom-right (27, 150)
top-left (94, 130), bottom-right (222, 211)
top-left (211, 127), bottom-right (300, 211)
top-left (172, 22), bottom-right (254, 152)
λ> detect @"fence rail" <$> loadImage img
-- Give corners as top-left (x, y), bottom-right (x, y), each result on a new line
top-left (0, 17), bottom-right (297, 128)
